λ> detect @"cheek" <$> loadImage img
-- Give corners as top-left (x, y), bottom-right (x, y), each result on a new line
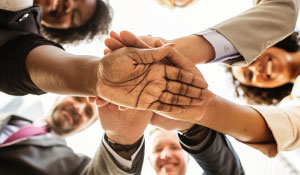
top-left (232, 68), bottom-right (245, 84)
top-left (149, 155), bottom-right (160, 168)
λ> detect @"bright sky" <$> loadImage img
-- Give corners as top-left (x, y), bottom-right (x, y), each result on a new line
top-left (1, 0), bottom-right (300, 174)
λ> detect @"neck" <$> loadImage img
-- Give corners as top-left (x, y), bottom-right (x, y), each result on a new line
top-left (289, 51), bottom-right (300, 82)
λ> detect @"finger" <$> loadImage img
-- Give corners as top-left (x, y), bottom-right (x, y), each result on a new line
top-left (88, 97), bottom-right (96, 103)
top-left (159, 91), bottom-right (204, 105)
top-left (156, 39), bottom-right (201, 75)
top-left (120, 30), bottom-right (151, 48)
top-left (148, 102), bottom-right (184, 113)
top-left (165, 65), bottom-right (208, 88)
top-left (155, 39), bottom-right (164, 47)
top-left (110, 30), bottom-right (123, 42)
top-left (166, 86), bottom-right (215, 102)
top-left (104, 48), bottom-right (112, 55)
top-left (132, 43), bottom-right (175, 64)
top-left (95, 97), bottom-right (109, 107)
top-left (165, 81), bottom-right (203, 98)
top-left (118, 105), bottom-right (129, 111)
top-left (105, 38), bottom-right (124, 51)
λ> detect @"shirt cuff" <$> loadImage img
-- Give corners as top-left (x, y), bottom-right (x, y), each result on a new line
top-left (102, 135), bottom-right (145, 170)
top-left (196, 29), bottom-right (240, 63)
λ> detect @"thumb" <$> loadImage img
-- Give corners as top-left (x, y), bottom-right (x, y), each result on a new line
top-left (120, 30), bottom-right (151, 48)
top-left (155, 39), bottom-right (203, 76)
top-left (134, 43), bottom-right (176, 64)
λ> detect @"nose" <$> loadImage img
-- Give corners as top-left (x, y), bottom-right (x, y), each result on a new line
top-left (160, 148), bottom-right (173, 160)
top-left (248, 62), bottom-right (264, 76)
top-left (64, 0), bottom-right (74, 13)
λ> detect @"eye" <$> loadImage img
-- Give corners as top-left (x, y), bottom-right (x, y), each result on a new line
top-left (170, 144), bottom-right (180, 150)
top-left (243, 70), bottom-right (253, 83)
top-left (248, 71), bottom-right (253, 82)
top-left (154, 147), bottom-right (163, 153)
top-left (85, 105), bottom-right (94, 118)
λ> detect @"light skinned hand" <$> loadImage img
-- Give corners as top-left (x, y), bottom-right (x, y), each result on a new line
top-left (98, 103), bottom-right (153, 145)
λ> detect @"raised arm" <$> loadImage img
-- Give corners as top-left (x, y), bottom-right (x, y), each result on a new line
top-left (25, 43), bottom-right (212, 113)
top-left (121, 0), bottom-right (299, 65)
top-left (106, 31), bottom-right (274, 150)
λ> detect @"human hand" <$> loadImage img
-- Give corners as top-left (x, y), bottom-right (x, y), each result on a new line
top-left (104, 30), bottom-right (216, 124)
top-left (96, 43), bottom-right (211, 113)
top-left (150, 113), bottom-right (194, 131)
top-left (105, 30), bottom-right (206, 79)
top-left (98, 103), bottom-right (153, 145)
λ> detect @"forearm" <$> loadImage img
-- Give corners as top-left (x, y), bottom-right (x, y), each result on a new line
top-left (26, 45), bottom-right (99, 96)
top-left (169, 35), bottom-right (215, 64)
top-left (161, 95), bottom-right (274, 143)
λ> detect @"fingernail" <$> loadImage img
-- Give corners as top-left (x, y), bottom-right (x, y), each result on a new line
top-left (163, 43), bottom-right (176, 47)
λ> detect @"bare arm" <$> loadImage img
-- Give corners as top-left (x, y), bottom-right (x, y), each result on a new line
top-left (160, 95), bottom-right (274, 143)
top-left (26, 44), bottom-right (210, 113)
top-left (26, 45), bottom-right (99, 96)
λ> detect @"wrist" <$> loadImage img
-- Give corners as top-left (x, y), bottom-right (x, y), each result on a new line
top-left (94, 58), bottom-right (106, 97)
top-left (171, 35), bottom-right (215, 64)
top-left (83, 57), bottom-right (100, 96)
top-left (106, 132), bottom-right (141, 145)
top-left (178, 124), bottom-right (210, 143)
top-left (176, 122), bottom-right (194, 131)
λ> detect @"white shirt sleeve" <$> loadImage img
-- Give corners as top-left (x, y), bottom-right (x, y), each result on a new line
top-left (197, 29), bottom-right (240, 63)
top-left (102, 135), bottom-right (145, 170)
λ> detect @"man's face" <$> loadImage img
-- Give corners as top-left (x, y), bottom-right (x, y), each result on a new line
top-left (148, 130), bottom-right (188, 175)
top-left (48, 96), bottom-right (97, 135)
top-left (34, 0), bottom-right (96, 29)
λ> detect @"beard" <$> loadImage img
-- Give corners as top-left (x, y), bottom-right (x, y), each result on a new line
top-left (50, 104), bottom-right (81, 135)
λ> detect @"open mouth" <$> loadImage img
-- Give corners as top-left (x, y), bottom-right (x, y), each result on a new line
top-left (159, 162), bottom-right (178, 169)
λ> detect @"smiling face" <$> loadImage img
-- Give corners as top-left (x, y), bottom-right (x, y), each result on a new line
top-left (47, 96), bottom-right (97, 135)
top-left (148, 130), bottom-right (188, 175)
top-left (34, 0), bottom-right (96, 29)
top-left (232, 47), bottom-right (293, 88)
top-left (157, 0), bottom-right (194, 8)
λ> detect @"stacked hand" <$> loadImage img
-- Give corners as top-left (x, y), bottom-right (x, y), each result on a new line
top-left (96, 41), bottom-right (210, 113)
top-left (103, 30), bottom-right (215, 130)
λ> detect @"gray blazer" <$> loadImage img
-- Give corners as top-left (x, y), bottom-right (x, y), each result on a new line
top-left (0, 114), bottom-right (144, 175)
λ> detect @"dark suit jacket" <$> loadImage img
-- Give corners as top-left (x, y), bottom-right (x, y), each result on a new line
top-left (0, 114), bottom-right (144, 175)
top-left (179, 130), bottom-right (245, 175)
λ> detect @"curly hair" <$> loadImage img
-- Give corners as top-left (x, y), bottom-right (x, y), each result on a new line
top-left (41, 0), bottom-right (112, 45)
top-left (227, 32), bottom-right (300, 105)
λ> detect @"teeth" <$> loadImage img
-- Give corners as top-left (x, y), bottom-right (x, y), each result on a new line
top-left (52, 0), bottom-right (59, 11)
top-left (163, 164), bottom-right (175, 169)
top-left (266, 60), bottom-right (272, 76)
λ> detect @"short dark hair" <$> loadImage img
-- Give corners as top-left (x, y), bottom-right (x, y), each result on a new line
top-left (41, 0), bottom-right (113, 45)
top-left (226, 32), bottom-right (300, 105)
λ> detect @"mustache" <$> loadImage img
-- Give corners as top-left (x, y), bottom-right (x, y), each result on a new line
top-left (51, 104), bottom-right (81, 134)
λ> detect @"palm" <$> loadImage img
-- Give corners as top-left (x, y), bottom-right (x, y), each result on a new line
top-left (97, 47), bottom-right (205, 113)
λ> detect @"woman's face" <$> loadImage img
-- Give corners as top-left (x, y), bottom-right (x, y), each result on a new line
top-left (173, 0), bottom-right (194, 7)
top-left (232, 47), bottom-right (292, 88)
top-left (35, 0), bottom-right (96, 29)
